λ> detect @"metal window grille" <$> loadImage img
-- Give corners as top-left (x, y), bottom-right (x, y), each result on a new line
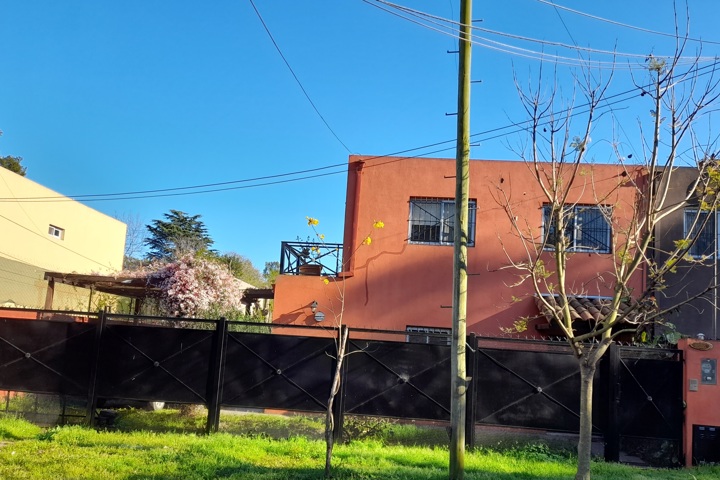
top-left (684, 209), bottom-right (717, 258)
top-left (408, 198), bottom-right (476, 246)
top-left (543, 205), bottom-right (611, 253)
top-left (406, 326), bottom-right (452, 345)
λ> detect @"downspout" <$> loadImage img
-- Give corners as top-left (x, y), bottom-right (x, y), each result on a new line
top-left (343, 160), bottom-right (364, 276)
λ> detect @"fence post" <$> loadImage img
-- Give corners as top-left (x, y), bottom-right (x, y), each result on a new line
top-left (206, 317), bottom-right (228, 434)
top-left (465, 333), bottom-right (477, 448)
top-left (86, 310), bottom-right (107, 426)
top-left (332, 326), bottom-right (349, 443)
top-left (604, 342), bottom-right (621, 462)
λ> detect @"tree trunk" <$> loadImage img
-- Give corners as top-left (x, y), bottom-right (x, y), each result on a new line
top-left (325, 326), bottom-right (349, 479)
top-left (575, 360), bottom-right (597, 480)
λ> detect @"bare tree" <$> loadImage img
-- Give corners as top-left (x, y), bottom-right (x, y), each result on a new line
top-left (305, 217), bottom-right (383, 479)
top-left (495, 44), bottom-right (720, 479)
top-left (114, 212), bottom-right (145, 269)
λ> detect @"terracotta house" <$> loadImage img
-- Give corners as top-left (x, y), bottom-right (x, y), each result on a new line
top-left (272, 155), bottom-right (646, 338)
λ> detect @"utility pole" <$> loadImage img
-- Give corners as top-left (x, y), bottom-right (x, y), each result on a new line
top-left (450, 0), bottom-right (472, 479)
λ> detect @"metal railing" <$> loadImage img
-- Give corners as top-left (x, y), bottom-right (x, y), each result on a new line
top-left (280, 241), bottom-right (343, 276)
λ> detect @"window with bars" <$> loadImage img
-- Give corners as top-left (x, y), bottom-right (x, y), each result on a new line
top-left (684, 208), bottom-right (717, 258)
top-left (408, 198), bottom-right (476, 246)
top-left (542, 204), bottom-right (612, 253)
top-left (406, 326), bottom-right (451, 345)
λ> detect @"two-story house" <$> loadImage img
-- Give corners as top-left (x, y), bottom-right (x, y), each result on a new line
top-left (0, 167), bottom-right (126, 310)
top-left (272, 155), bottom-right (646, 339)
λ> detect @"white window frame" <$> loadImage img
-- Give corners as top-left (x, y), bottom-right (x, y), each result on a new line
top-left (684, 208), bottom-right (718, 258)
top-left (542, 204), bottom-right (612, 254)
top-left (406, 326), bottom-right (451, 346)
top-left (408, 197), bottom-right (476, 246)
top-left (48, 225), bottom-right (65, 240)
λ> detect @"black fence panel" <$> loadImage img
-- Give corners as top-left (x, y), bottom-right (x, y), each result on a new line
top-left (343, 339), bottom-right (452, 420)
top-left (0, 309), bottom-right (685, 462)
top-left (97, 323), bottom-right (214, 404)
top-left (474, 341), bottom-right (602, 434)
top-left (616, 347), bottom-right (683, 440)
top-left (0, 318), bottom-right (95, 396)
top-left (221, 332), bottom-right (335, 412)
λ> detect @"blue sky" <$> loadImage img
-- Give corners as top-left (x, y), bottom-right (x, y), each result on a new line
top-left (1, 1), bottom-right (719, 271)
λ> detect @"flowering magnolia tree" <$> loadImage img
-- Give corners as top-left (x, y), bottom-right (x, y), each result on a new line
top-left (124, 254), bottom-right (246, 318)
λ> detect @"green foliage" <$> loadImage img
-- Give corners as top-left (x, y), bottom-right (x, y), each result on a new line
top-left (113, 408), bottom-right (207, 433)
top-left (0, 416), bottom-right (717, 479)
top-left (342, 416), bottom-right (396, 442)
top-left (215, 252), bottom-right (265, 286)
top-left (533, 259), bottom-right (552, 279)
top-left (264, 261), bottom-right (280, 285)
top-left (0, 155), bottom-right (25, 176)
top-left (144, 210), bottom-right (214, 261)
top-left (501, 317), bottom-right (530, 334)
top-left (0, 413), bottom-right (43, 440)
top-left (647, 56), bottom-right (667, 73)
top-left (505, 442), bottom-right (572, 463)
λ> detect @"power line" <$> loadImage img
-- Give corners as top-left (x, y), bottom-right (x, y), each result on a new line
top-left (534, 0), bottom-right (720, 46)
top-left (0, 213), bottom-right (116, 270)
top-left (361, 0), bottom-right (619, 69)
top-left (248, 0), bottom-right (353, 153)
top-left (365, 0), bottom-right (719, 69)
top-left (4, 55), bottom-right (719, 205)
top-left (0, 164), bottom-right (348, 201)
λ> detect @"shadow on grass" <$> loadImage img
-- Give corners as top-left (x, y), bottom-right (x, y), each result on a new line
top-left (120, 464), bottom-right (577, 480)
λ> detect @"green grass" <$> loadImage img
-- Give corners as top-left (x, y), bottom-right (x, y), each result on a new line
top-left (0, 414), bottom-right (43, 440)
top-left (0, 412), bottom-right (718, 479)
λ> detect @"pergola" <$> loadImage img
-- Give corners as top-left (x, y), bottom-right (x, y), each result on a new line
top-left (43, 272), bottom-right (161, 314)
top-left (43, 272), bottom-right (275, 314)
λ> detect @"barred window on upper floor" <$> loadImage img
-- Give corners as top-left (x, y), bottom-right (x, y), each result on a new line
top-left (542, 204), bottom-right (612, 253)
top-left (684, 208), bottom-right (716, 258)
top-left (408, 198), bottom-right (476, 246)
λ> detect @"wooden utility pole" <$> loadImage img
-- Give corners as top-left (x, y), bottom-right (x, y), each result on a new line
top-left (450, 0), bottom-right (472, 479)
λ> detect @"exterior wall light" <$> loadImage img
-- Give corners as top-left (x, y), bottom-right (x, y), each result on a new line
top-left (310, 300), bottom-right (318, 313)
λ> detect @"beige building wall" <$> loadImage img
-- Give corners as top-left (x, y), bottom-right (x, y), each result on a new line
top-left (0, 168), bottom-right (127, 310)
top-left (0, 167), bottom-right (126, 274)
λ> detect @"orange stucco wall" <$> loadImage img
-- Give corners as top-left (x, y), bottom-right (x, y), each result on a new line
top-left (679, 338), bottom-right (720, 466)
top-left (273, 156), bottom-right (645, 336)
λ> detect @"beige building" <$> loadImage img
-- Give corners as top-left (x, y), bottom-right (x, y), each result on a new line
top-left (0, 167), bottom-right (126, 309)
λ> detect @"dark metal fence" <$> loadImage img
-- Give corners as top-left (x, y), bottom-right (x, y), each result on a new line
top-left (0, 308), bottom-right (683, 464)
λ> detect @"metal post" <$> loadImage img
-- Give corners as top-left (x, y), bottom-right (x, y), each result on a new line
top-left (206, 317), bottom-right (228, 434)
top-left (604, 343), bottom-right (621, 462)
top-left (86, 310), bottom-right (107, 426)
top-left (464, 333), bottom-right (477, 448)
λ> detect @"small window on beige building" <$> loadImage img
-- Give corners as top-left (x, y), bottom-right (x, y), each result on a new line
top-left (48, 225), bottom-right (65, 240)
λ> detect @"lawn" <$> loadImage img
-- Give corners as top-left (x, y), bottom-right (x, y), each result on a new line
top-left (0, 411), bottom-right (718, 479)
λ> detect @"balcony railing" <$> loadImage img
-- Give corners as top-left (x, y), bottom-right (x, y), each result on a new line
top-left (280, 241), bottom-right (344, 276)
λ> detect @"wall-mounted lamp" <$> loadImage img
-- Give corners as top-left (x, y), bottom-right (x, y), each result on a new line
top-left (310, 300), bottom-right (318, 313)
